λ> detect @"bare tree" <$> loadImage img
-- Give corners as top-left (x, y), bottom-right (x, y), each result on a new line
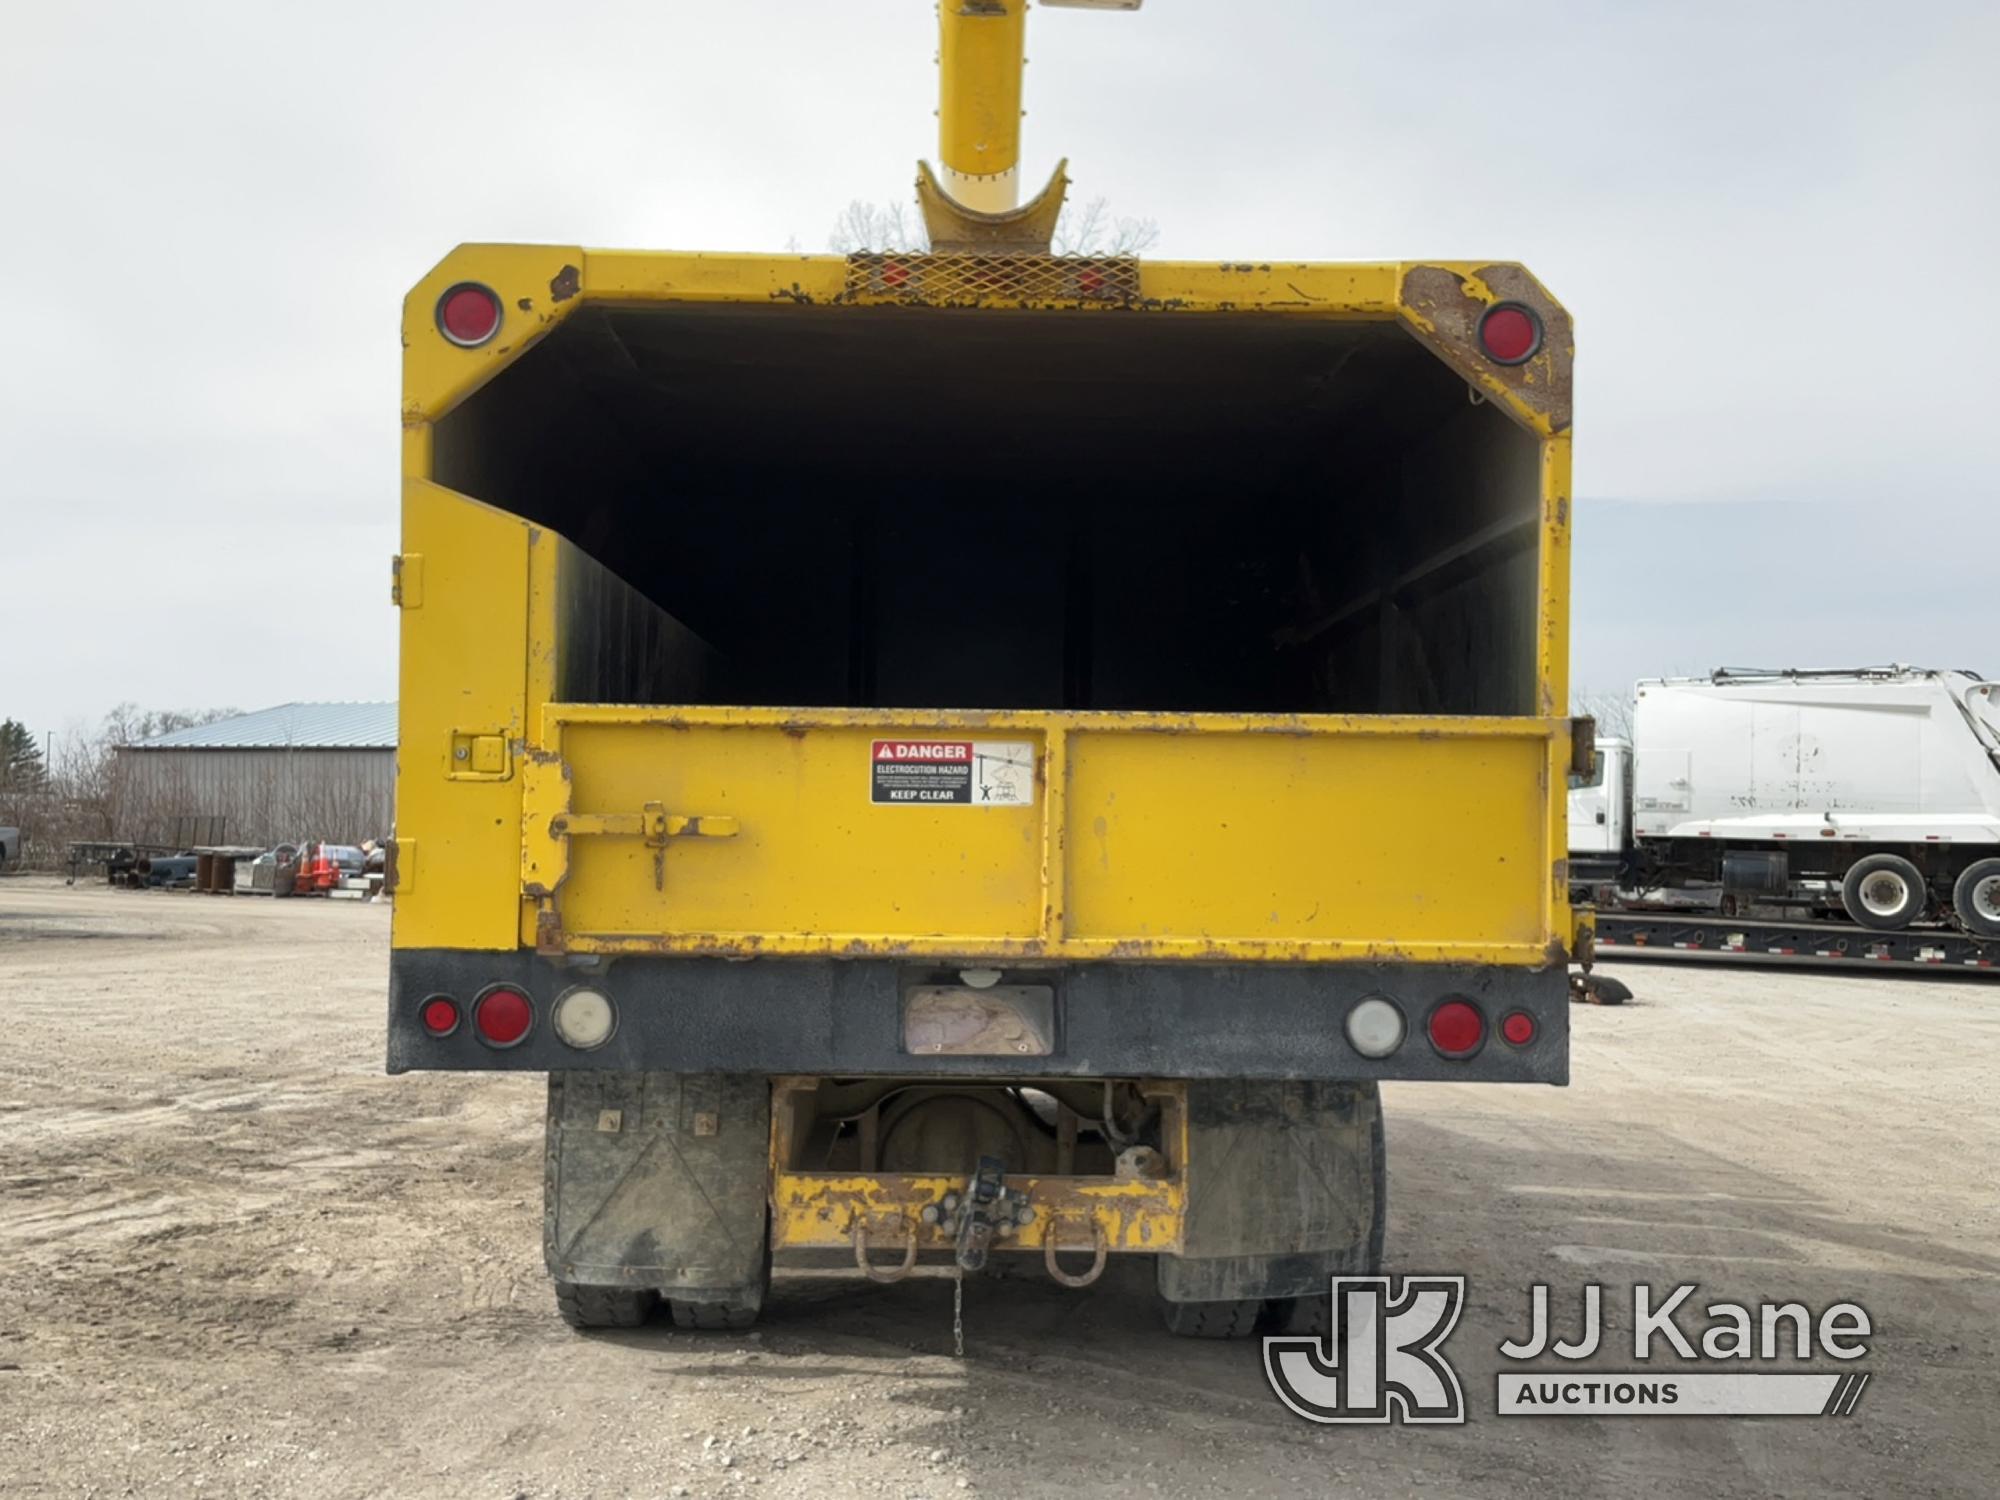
top-left (100, 702), bottom-right (240, 747)
top-left (1051, 195), bottom-right (1160, 257)
top-left (826, 194), bottom-right (1159, 256)
top-left (1571, 689), bottom-right (1634, 740)
top-left (828, 199), bottom-right (928, 254)
top-left (0, 704), bottom-right (241, 869)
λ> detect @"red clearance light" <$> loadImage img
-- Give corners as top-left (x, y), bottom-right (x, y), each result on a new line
top-left (1477, 302), bottom-right (1542, 366)
top-left (1427, 999), bottom-right (1485, 1057)
top-left (1500, 1011), bottom-right (1536, 1047)
top-left (880, 261), bottom-right (911, 289)
top-left (421, 997), bottom-right (459, 1037)
top-left (474, 986), bottom-right (533, 1047)
top-left (437, 282), bottom-right (502, 347)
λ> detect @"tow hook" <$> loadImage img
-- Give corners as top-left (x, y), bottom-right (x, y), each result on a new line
top-left (1043, 1220), bottom-right (1108, 1288)
top-left (923, 1154), bottom-right (1032, 1272)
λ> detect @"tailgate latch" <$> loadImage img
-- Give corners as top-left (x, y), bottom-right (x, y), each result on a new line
top-left (551, 801), bottom-right (740, 890)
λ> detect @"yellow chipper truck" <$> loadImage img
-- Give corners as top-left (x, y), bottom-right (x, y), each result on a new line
top-left (386, 0), bottom-right (1585, 1338)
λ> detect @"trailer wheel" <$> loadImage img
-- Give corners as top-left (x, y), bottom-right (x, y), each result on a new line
top-left (555, 1282), bottom-right (658, 1330)
top-left (1953, 858), bottom-right (2000, 939)
top-left (1263, 1100), bottom-right (1387, 1338)
top-left (1840, 854), bottom-right (1927, 930)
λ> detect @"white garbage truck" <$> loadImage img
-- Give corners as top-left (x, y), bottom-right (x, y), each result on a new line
top-left (1570, 668), bottom-right (2000, 954)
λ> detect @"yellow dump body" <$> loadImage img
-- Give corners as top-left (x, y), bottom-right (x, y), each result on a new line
top-left (388, 246), bottom-right (1581, 1083)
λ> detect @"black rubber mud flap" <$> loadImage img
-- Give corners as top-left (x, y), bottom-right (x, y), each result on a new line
top-left (544, 1072), bottom-right (770, 1309)
top-left (1157, 1080), bottom-right (1383, 1307)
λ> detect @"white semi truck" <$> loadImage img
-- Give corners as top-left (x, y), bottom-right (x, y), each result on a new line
top-left (1570, 668), bottom-right (2000, 961)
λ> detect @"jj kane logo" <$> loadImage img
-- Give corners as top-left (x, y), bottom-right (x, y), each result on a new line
top-left (1263, 1276), bottom-right (1468, 1424)
top-left (1265, 1278), bottom-right (1873, 1424)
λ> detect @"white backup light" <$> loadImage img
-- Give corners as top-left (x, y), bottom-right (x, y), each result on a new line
top-left (1345, 997), bottom-right (1406, 1059)
top-left (552, 988), bottom-right (616, 1050)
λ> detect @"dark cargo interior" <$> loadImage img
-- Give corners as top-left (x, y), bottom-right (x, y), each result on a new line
top-left (435, 302), bottom-right (1543, 715)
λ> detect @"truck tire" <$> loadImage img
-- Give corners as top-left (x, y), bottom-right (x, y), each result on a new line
top-left (1840, 853), bottom-right (1927, 931)
top-left (1263, 1103), bottom-right (1388, 1338)
top-left (1158, 1297), bottom-right (1265, 1339)
top-left (555, 1282), bottom-right (658, 1330)
top-left (1953, 858), bottom-right (2000, 939)
top-left (669, 1225), bottom-right (771, 1332)
top-left (669, 1298), bottom-right (761, 1331)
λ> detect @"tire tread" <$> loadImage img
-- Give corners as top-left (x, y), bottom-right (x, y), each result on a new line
top-left (554, 1282), bottom-right (657, 1330)
top-left (1159, 1297), bottom-right (1265, 1340)
top-left (669, 1299), bottom-right (760, 1331)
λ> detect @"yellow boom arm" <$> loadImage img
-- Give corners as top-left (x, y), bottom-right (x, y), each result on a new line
top-left (936, 0), bottom-right (1029, 212)
top-left (923, 0), bottom-right (1140, 250)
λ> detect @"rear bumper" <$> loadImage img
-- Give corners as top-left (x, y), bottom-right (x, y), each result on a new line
top-left (388, 952), bottom-right (1569, 1084)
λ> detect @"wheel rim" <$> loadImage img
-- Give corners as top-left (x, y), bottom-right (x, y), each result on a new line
top-left (1973, 874), bottom-right (2000, 924)
top-left (1858, 871), bottom-right (1910, 917)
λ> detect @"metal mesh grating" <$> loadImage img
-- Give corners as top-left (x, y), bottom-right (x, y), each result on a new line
top-left (843, 253), bottom-right (1140, 306)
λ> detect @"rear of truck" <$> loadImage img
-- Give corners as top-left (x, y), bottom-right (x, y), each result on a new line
top-left (385, 245), bottom-right (1582, 1333)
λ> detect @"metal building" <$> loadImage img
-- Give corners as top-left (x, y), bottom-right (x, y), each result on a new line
top-left (115, 702), bottom-right (396, 849)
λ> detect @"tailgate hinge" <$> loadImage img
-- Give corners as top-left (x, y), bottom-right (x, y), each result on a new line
top-left (1570, 715), bottom-right (1596, 778)
top-left (390, 552), bottom-right (423, 608)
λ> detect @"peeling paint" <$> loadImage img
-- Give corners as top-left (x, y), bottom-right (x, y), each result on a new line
top-left (1399, 263), bottom-right (1572, 436)
top-left (770, 1168), bottom-right (1185, 1255)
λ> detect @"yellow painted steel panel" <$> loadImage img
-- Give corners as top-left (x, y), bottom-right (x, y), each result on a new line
top-left (391, 480), bottom-right (530, 951)
top-left (399, 244), bottom-right (1582, 965)
top-left (770, 1172), bottom-right (1183, 1255)
top-left (401, 248), bottom-right (1562, 437)
top-left (555, 720), bottom-right (1048, 944)
top-left (1065, 729), bottom-right (1549, 954)
top-left (526, 707), bottom-right (1562, 964)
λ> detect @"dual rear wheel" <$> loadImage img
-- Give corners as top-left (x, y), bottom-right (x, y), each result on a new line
top-left (555, 1283), bottom-right (763, 1331)
top-left (1954, 858), bottom-right (2000, 939)
top-left (1840, 854), bottom-right (1928, 930)
top-left (556, 1239), bottom-right (771, 1331)
top-left (1838, 852), bottom-right (2000, 938)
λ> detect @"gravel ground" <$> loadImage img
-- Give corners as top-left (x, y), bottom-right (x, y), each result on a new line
top-left (1, 876), bottom-right (1995, 1498)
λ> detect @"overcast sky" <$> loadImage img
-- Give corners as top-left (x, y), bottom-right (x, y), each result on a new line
top-left (3, 1), bottom-right (1995, 741)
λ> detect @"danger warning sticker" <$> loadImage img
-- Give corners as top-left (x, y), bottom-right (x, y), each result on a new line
top-left (871, 740), bottom-right (1035, 807)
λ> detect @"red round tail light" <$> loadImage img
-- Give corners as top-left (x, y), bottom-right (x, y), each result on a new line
top-left (880, 261), bottom-right (911, 289)
top-left (474, 986), bottom-right (533, 1047)
top-left (1427, 999), bottom-right (1486, 1057)
top-left (1477, 302), bottom-right (1542, 365)
top-left (1500, 1011), bottom-right (1537, 1047)
top-left (437, 282), bottom-right (502, 347)
top-left (420, 997), bottom-right (460, 1037)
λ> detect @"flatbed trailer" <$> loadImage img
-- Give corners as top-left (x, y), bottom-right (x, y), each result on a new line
top-left (1592, 910), bottom-right (2000, 974)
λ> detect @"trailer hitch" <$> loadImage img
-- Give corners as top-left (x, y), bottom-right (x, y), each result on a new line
top-left (922, 1154), bottom-right (1033, 1272)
